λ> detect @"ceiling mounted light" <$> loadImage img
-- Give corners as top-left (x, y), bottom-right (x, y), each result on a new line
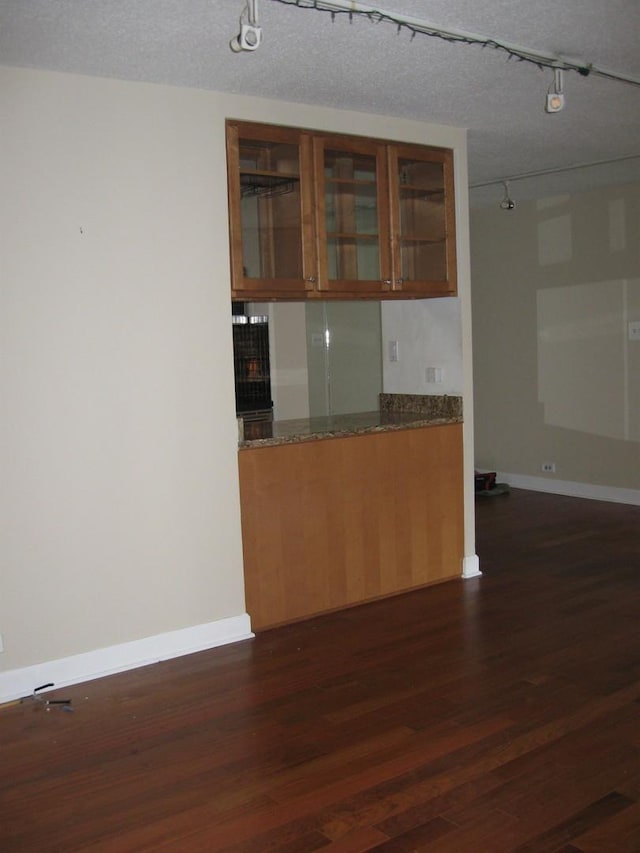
top-left (499, 180), bottom-right (515, 211)
top-left (230, 0), bottom-right (262, 52)
top-left (545, 68), bottom-right (565, 113)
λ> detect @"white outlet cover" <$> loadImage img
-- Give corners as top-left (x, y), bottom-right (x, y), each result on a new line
top-left (629, 321), bottom-right (640, 341)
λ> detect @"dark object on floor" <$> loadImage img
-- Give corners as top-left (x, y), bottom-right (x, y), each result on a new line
top-left (475, 470), bottom-right (510, 496)
top-left (475, 470), bottom-right (496, 491)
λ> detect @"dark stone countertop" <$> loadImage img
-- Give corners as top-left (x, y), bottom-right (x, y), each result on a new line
top-left (239, 394), bottom-right (462, 449)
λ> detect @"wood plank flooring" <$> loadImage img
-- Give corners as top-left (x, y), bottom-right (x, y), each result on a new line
top-left (1, 488), bottom-right (640, 851)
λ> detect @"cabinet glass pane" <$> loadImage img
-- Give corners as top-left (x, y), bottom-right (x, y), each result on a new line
top-left (397, 157), bottom-right (447, 282)
top-left (324, 150), bottom-right (380, 281)
top-left (239, 140), bottom-right (302, 280)
top-left (326, 237), bottom-right (380, 280)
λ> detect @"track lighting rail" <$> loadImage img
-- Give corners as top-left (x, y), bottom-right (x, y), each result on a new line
top-left (265, 0), bottom-right (640, 88)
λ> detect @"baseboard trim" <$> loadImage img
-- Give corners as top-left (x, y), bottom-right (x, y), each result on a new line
top-left (0, 614), bottom-right (254, 705)
top-left (462, 555), bottom-right (482, 578)
top-left (498, 472), bottom-right (640, 506)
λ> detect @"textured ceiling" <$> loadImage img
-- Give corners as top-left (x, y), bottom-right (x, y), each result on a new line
top-left (2, 0), bottom-right (639, 204)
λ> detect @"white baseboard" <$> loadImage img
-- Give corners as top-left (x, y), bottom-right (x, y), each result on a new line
top-left (498, 472), bottom-right (640, 506)
top-left (462, 554), bottom-right (482, 578)
top-left (0, 614), bottom-right (253, 706)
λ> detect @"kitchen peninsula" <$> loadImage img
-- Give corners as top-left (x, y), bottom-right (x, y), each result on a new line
top-left (238, 394), bottom-right (463, 630)
top-left (229, 119), bottom-right (469, 631)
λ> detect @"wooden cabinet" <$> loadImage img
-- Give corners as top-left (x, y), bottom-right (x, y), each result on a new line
top-left (227, 121), bottom-right (457, 300)
top-left (238, 424), bottom-right (463, 630)
top-left (388, 143), bottom-right (457, 296)
top-left (313, 134), bottom-right (392, 296)
top-left (226, 122), bottom-right (317, 299)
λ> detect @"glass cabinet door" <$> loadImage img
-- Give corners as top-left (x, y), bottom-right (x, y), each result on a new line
top-left (388, 144), bottom-right (457, 295)
top-left (226, 122), bottom-right (316, 297)
top-left (314, 136), bottom-right (391, 294)
top-left (227, 122), bottom-right (458, 300)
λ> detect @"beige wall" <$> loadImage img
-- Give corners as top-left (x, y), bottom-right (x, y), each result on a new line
top-left (0, 65), bottom-right (472, 676)
top-left (251, 302), bottom-right (311, 421)
top-left (0, 67), bottom-right (247, 670)
top-left (471, 184), bottom-right (640, 492)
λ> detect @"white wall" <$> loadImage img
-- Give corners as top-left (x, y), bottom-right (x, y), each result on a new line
top-left (381, 299), bottom-right (463, 395)
top-left (0, 65), bottom-right (473, 693)
top-left (471, 183), bottom-right (640, 500)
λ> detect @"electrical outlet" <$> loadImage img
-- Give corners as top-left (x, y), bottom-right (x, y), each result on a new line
top-left (0, 633), bottom-right (4, 653)
top-left (541, 462), bottom-right (556, 473)
top-left (629, 321), bottom-right (640, 341)
top-left (389, 340), bottom-right (399, 362)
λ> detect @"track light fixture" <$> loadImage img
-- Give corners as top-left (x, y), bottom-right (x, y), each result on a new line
top-left (230, 0), bottom-right (262, 52)
top-left (545, 68), bottom-right (565, 113)
top-left (499, 180), bottom-right (515, 211)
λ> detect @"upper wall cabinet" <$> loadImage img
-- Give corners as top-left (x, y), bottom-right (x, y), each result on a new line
top-left (388, 143), bottom-right (457, 297)
top-left (226, 120), bottom-right (457, 300)
top-left (226, 121), bottom-right (317, 299)
top-left (313, 134), bottom-right (392, 296)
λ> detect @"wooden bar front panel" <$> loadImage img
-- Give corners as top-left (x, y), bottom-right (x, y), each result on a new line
top-left (238, 424), bottom-right (463, 630)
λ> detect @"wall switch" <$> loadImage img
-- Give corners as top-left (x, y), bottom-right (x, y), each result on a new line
top-left (426, 366), bottom-right (443, 383)
top-left (310, 332), bottom-right (324, 347)
top-left (389, 340), bottom-right (399, 362)
top-left (629, 321), bottom-right (640, 341)
top-left (0, 633), bottom-right (4, 653)
top-left (541, 462), bottom-right (556, 473)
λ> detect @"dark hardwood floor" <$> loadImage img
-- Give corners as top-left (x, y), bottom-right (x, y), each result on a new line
top-left (2, 488), bottom-right (640, 852)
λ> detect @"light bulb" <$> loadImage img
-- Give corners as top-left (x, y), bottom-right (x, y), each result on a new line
top-left (545, 92), bottom-right (565, 113)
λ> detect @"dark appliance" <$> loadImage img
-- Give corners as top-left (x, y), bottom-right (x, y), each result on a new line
top-left (232, 313), bottom-right (273, 423)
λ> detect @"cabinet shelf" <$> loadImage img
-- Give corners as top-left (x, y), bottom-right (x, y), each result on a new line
top-left (399, 185), bottom-right (444, 197)
top-left (327, 231), bottom-right (379, 240)
top-left (325, 177), bottom-right (377, 187)
top-left (400, 236), bottom-right (446, 244)
top-left (240, 170), bottom-right (299, 198)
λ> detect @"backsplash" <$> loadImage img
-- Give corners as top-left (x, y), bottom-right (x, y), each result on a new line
top-left (379, 393), bottom-right (462, 419)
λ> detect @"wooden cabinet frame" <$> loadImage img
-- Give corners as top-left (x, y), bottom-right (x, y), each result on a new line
top-left (312, 133), bottom-right (392, 296)
top-left (387, 142), bottom-right (457, 297)
top-left (226, 121), bottom-right (317, 299)
top-left (227, 120), bottom-right (457, 300)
